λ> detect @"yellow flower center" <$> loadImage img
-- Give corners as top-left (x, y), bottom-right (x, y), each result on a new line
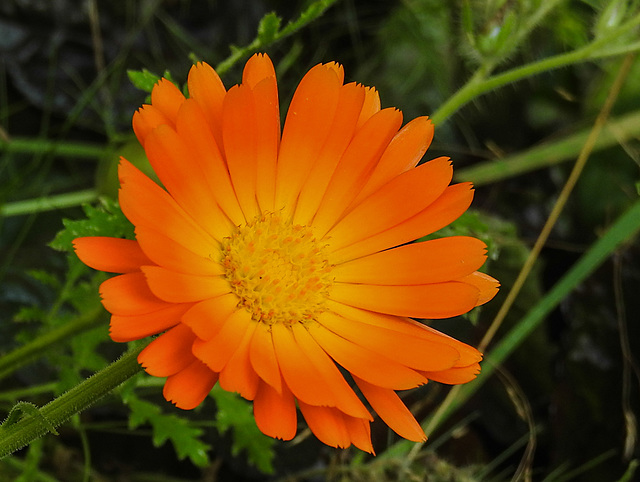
top-left (221, 213), bottom-right (333, 326)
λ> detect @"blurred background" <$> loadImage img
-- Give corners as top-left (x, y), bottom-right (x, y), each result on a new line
top-left (1, 0), bottom-right (639, 480)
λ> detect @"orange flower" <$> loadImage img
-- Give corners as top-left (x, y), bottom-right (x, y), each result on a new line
top-left (74, 54), bottom-right (498, 453)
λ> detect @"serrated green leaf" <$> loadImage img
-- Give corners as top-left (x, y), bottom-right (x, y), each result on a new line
top-left (125, 395), bottom-right (211, 467)
top-left (127, 69), bottom-right (161, 93)
top-left (150, 412), bottom-right (209, 466)
top-left (212, 388), bottom-right (275, 474)
top-left (50, 199), bottom-right (134, 253)
top-left (126, 397), bottom-right (161, 429)
top-left (257, 12), bottom-right (282, 44)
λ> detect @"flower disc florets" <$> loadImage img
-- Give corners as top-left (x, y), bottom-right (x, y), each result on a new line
top-left (221, 213), bottom-right (333, 326)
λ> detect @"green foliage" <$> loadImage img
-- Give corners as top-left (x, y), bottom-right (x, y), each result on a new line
top-left (421, 209), bottom-right (504, 262)
top-left (127, 69), bottom-right (160, 94)
top-left (127, 68), bottom-right (162, 94)
top-left (215, 0), bottom-right (340, 75)
top-left (51, 197), bottom-right (135, 252)
top-left (212, 387), bottom-right (275, 474)
top-left (257, 12), bottom-right (282, 45)
top-left (123, 389), bottom-right (211, 468)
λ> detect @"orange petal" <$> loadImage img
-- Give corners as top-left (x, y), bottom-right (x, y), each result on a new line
top-left (420, 363), bottom-right (481, 385)
top-left (356, 86), bottom-right (381, 129)
top-left (459, 271), bottom-right (500, 306)
top-left (251, 76), bottom-right (280, 213)
top-left (135, 226), bottom-right (223, 277)
top-left (110, 303), bottom-right (190, 342)
top-left (222, 84), bottom-right (260, 219)
top-left (333, 236), bottom-right (487, 285)
top-left (181, 293), bottom-right (240, 341)
top-left (291, 323), bottom-right (371, 420)
top-left (253, 379), bottom-right (297, 441)
top-left (308, 322), bottom-right (427, 390)
top-left (317, 311), bottom-right (459, 371)
top-left (187, 62), bottom-right (226, 151)
top-left (144, 124), bottom-right (233, 240)
top-left (138, 323), bottom-right (197, 377)
top-left (327, 301), bottom-right (483, 368)
top-left (242, 53), bottom-right (277, 87)
top-left (271, 323), bottom-right (336, 408)
top-left (325, 62), bottom-right (345, 84)
top-left (100, 272), bottom-right (169, 315)
top-left (311, 108), bottom-right (404, 237)
top-left (330, 281), bottom-right (479, 319)
top-left (142, 266), bottom-right (230, 303)
top-left (163, 359), bottom-right (219, 410)
top-left (219, 321), bottom-right (260, 400)
top-left (192, 308), bottom-right (252, 372)
top-left (353, 376), bottom-right (426, 442)
top-left (175, 99), bottom-right (245, 226)
top-left (298, 402), bottom-right (351, 449)
top-left (325, 156), bottom-right (452, 253)
top-left (249, 321), bottom-right (282, 393)
top-left (74, 237), bottom-right (152, 273)
top-left (118, 158), bottom-right (218, 258)
top-left (150, 78), bottom-right (185, 123)
top-left (293, 82), bottom-right (366, 226)
top-left (354, 116), bottom-right (434, 205)
top-left (132, 104), bottom-right (171, 146)
top-left (330, 182), bottom-right (474, 264)
top-left (275, 63), bottom-right (342, 215)
top-left (343, 415), bottom-right (375, 454)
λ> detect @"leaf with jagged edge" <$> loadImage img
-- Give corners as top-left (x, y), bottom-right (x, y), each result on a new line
top-left (212, 387), bottom-right (275, 474)
top-left (51, 198), bottom-right (134, 253)
top-left (124, 393), bottom-right (211, 468)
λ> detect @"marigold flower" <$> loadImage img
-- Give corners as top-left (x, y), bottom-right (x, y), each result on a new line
top-left (74, 53), bottom-right (499, 453)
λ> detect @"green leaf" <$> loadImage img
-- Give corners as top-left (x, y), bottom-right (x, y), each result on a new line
top-left (126, 69), bottom-right (161, 93)
top-left (257, 12), bottom-right (282, 44)
top-left (212, 388), bottom-right (275, 474)
top-left (125, 395), bottom-right (211, 467)
top-left (14, 306), bottom-right (48, 324)
top-left (50, 198), bottom-right (134, 253)
top-left (25, 270), bottom-right (60, 289)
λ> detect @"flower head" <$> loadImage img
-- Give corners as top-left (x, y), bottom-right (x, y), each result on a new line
top-left (74, 54), bottom-right (499, 453)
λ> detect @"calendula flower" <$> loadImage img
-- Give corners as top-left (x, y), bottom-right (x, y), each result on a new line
top-left (74, 53), bottom-right (498, 453)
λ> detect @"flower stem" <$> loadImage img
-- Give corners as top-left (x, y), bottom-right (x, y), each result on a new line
top-left (1, 189), bottom-right (99, 217)
top-left (0, 345), bottom-right (145, 459)
top-left (0, 138), bottom-right (106, 158)
top-left (0, 306), bottom-right (104, 381)
top-left (454, 109), bottom-right (640, 186)
top-left (431, 12), bottom-right (640, 125)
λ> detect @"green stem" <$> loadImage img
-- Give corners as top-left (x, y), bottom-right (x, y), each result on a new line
top-left (0, 345), bottom-right (145, 459)
top-left (0, 384), bottom-right (59, 403)
top-left (0, 306), bottom-right (104, 381)
top-left (0, 138), bottom-right (106, 159)
top-left (454, 109), bottom-right (640, 185)
top-left (1, 189), bottom-right (99, 217)
top-left (215, 0), bottom-right (340, 75)
top-left (431, 17), bottom-right (640, 125)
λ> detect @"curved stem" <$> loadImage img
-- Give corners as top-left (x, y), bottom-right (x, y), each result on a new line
top-left (0, 345), bottom-right (145, 459)
top-left (431, 13), bottom-right (640, 125)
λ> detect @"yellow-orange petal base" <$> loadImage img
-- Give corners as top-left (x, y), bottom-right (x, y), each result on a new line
top-left (74, 53), bottom-right (499, 453)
